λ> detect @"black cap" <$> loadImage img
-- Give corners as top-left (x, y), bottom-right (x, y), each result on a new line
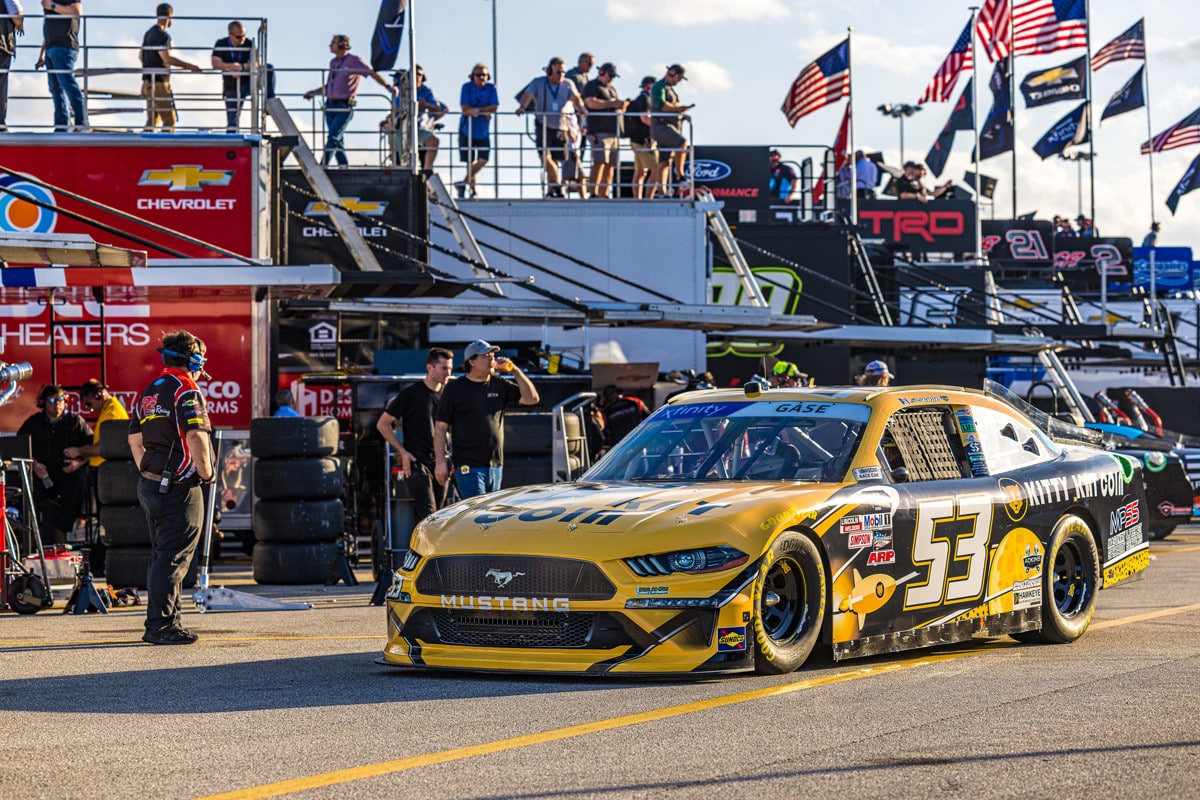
top-left (599, 62), bottom-right (619, 77)
top-left (666, 63), bottom-right (687, 79)
top-left (769, 149), bottom-right (781, 158)
top-left (640, 75), bottom-right (655, 87)
top-left (903, 160), bottom-right (920, 169)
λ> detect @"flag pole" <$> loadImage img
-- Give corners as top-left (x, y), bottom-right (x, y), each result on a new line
top-left (970, 7), bottom-right (983, 267)
top-left (1009, 4), bottom-right (1017, 218)
top-left (1143, 19), bottom-right (1156, 227)
top-left (1085, 0), bottom-right (1103, 322)
top-left (848, 27), bottom-right (857, 227)
top-left (408, 0), bottom-right (419, 172)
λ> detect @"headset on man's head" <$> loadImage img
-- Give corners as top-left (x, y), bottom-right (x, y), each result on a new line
top-left (158, 347), bottom-right (207, 374)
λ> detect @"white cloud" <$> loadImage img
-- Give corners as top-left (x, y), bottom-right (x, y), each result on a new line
top-left (679, 60), bottom-right (733, 92)
top-left (607, 0), bottom-right (789, 26)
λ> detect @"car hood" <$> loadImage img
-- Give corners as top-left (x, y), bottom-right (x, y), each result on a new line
top-left (411, 480), bottom-right (841, 559)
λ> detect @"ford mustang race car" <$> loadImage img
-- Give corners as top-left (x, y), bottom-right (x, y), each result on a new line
top-left (382, 384), bottom-right (1149, 676)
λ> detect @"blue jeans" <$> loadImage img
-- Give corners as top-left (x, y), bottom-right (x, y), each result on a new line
top-left (322, 99), bottom-right (354, 165)
top-left (45, 46), bottom-right (85, 130)
top-left (224, 87), bottom-right (248, 132)
top-left (454, 465), bottom-right (502, 499)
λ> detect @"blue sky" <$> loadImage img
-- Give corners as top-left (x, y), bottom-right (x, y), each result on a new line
top-left (19, 0), bottom-right (1200, 241)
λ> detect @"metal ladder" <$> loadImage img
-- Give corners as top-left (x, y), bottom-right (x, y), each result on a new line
top-left (265, 98), bottom-right (383, 272)
top-left (848, 231), bottom-right (893, 325)
top-left (424, 174), bottom-right (504, 295)
top-left (1158, 301), bottom-right (1189, 386)
top-left (701, 192), bottom-right (768, 308)
top-left (47, 286), bottom-right (106, 387)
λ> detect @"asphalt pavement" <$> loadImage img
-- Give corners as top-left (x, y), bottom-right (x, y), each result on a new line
top-left (1, 533), bottom-right (1198, 800)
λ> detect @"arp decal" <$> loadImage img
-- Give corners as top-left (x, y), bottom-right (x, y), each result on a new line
top-left (998, 477), bottom-right (1028, 522)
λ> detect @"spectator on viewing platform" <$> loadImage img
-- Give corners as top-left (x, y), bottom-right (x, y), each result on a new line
top-left (1076, 215), bottom-right (1095, 237)
top-left (855, 150), bottom-right (879, 200)
top-left (624, 75), bottom-right (658, 199)
top-left (140, 3), bottom-right (201, 133)
top-left (40, 0), bottom-right (85, 132)
top-left (768, 149), bottom-right (796, 203)
top-left (651, 64), bottom-right (693, 198)
top-left (457, 62), bottom-right (498, 199)
top-left (272, 388), bottom-right (300, 417)
top-left (565, 51), bottom-right (593, 161)
top-left (385, 65), bottom-right (446, 175)
top-left (0, 0), bottom-right (24, 132)
top-left (376, 347), bottom-right (453, 526)
top-left (895, 161), bottom-right (950, 203)
top-left (434, 340), bottom-right (539, 499)
top-left (63, 379), bottom-right (128, 469)
top-left (583, 63), bottom-right (626, 198)
top-left (303, 34), bottom-right (396, 167)
top-left (1142, 221), bottom-right (1161, 248)
top-left (18, 384), bottom-right (92, 544)
top-left (211, 20), bottom-right (257, 133)
top-left (516, 57), bottom-right (587, 198)
top-left (1053, 215), bottom-right (1076, 238)
top-left (858, 360), bottom-right (894, 387)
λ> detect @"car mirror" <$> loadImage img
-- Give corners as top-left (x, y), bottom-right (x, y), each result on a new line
top-left (891, 466), bottom-right (909, 483)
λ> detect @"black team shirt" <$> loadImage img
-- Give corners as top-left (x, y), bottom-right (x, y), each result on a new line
top-left (384, 381), bottom-right (441, 468)
top-left (436, 376), bottom-right (522, 467)
top-left (128, 367), bottom-right (211, 483)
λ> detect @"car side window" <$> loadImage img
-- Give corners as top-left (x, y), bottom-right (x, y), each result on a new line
top-left (970, 404), bottom-right (1056, 473)
top-left (880, 407), bottom-right (970, 482)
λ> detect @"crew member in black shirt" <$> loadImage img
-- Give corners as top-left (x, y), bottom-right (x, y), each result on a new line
top-left (128, 330), bottom-right (214, 645)
top-left (140, 3), bottom-right (201, 132)
top-left (17, 384), bottom-right (92, 544)
top-left (435, 340), bottom-right (539, 499)
top-left (376, 347), bottom-right (453, 525)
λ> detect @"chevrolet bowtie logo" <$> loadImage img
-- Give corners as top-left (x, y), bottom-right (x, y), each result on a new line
top-left (303, 198), bottom-right (388, 217)
top-left (138, 165), bottom-right (234, 192)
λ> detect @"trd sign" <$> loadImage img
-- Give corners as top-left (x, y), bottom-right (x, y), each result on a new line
top-left (857, 199), bottom-right (975, 254)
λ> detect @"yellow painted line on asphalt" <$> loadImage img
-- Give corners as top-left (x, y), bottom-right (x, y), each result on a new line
top-left (0, 635), bottom-right (383, 648)
top-left (1089, 601), bottom-right (1200, 631)
top-left (195, 648), bottom-right (999, 800)
top-left (1151, 544), bottom-right (1200, 555)
top-left (197, 599), bottom-right (1200, 800)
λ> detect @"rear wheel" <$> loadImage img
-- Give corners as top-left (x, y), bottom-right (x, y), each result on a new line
top-left (6, 573), bottom-right (51, 614)
top-left (1014, 514), bottom-right (1099, 644)
top-left (752, 532), bottom-right (826, 675)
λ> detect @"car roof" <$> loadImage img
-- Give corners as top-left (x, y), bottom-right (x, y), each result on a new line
top-left (667, 385), bottom-right (993, 407)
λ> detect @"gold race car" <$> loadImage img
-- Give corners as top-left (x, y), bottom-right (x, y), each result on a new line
top-left (382, 384), bottom-right (1149, 676)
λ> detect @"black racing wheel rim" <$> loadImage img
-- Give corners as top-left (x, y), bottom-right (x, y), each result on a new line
top-left (1053, 536), bottom-right (1093, 618)
top-left (760, 555), bottom-right (808, 644)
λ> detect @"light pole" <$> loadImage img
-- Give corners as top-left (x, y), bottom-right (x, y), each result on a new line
top-left (1059, 150), bottom-right (1096, 219)
top-left (877, 103), bottom-right (922, 164)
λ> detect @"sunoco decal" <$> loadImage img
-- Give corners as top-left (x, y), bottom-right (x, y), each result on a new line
top-left (716, 626), bottom-right (747, 651)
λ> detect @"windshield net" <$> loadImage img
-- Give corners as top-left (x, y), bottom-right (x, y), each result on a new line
top-left (586, 400), bottom-right (870, 482)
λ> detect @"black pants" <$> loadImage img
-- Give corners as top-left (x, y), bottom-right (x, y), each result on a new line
top-left (137, 478), bottom-right (202, 634)
top-left (0, 52), bottom-right (10, 127)
top-left (406, 462), bottom-right (448, 528)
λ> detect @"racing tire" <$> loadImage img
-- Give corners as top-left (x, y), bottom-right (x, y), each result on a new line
top-left (99, 504), bottom-right (152, 547)
top-left (250, 416), bottom-right (339, 459)
top-left (104, 546), bottom-right (200, 591)
top-left (253, 457), bottom-right (342, 500)
top-left (1013, 514), bottom-right (1099, 645)
top-left (252, 498), bottom-right (344, 543)
top-left (6, 573), bottom-right (51, 615)
top-left (252, 541), bottom-right (337, 585)
top-left (1147, 524), bottom-right (1176, 541)
top-left (751, 531), bottom-right (827, 675)
top-left (98, 420), bottom-right (134, 460)
top-left (97, 459), bottom-right (141, 505)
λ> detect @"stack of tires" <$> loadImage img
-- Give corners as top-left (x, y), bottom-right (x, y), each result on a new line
top-left (97, 420), bottom-right (199, 589)
top-left (250, 416), bottom-right (343, 584)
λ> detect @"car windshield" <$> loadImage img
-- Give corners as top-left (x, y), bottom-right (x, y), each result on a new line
top-left (585, 400), bottom-right (870, 482)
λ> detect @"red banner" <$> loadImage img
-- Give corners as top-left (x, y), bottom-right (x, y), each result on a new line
top-left (0, 141), bottom-right (258, 258)
top-left (0, 286), bottom-right (254, 430)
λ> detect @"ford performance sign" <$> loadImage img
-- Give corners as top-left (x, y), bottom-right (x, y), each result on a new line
top-left (688, 159), bottom-right (733, 182)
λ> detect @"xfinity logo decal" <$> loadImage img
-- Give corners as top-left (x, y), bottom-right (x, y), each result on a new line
top-left (688, 159), bottom-right (733, 182)
top-left (485, 568), bottom-right (525, 588)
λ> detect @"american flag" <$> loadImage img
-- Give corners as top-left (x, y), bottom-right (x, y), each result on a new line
top-left (919, 21), bottom-right (974, 104)
top-left (1092, 19), bottom-right (1145, 71)
top-left (976, 0), bottom-right (1012, 62)
top-left (1012, 0), bottom-right (1088, 57)
top-left (1141, 107), bottom-right (1200, 154)
top-left (782, 39), bottom-right (850, 126)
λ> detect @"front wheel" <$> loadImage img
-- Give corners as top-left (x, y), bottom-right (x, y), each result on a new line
top-left (1014, 514), bottom-right (1099, 644)
top-left (751, 532), bottom-right (826, 675)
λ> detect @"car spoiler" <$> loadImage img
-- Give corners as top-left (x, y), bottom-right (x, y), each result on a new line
top-left (983, 379), bottom-right (1103, 448)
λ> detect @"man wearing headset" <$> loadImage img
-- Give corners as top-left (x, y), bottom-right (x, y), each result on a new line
top-left (17, 384), bottom-right (93, 544)
top-left (128, 330), bottom-right (214, 645)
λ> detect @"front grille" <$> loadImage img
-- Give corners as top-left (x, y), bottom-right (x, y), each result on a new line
top-left (415, 556), bottom-right (615, 600)
top-left (431, 609), bottom-right (596, 648)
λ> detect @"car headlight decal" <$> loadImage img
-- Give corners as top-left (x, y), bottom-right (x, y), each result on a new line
top-left (625, 546), bottom-right (748, 576)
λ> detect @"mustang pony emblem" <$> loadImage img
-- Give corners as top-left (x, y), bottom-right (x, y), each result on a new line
top-left (486, 569), bottom-right (525, 588)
